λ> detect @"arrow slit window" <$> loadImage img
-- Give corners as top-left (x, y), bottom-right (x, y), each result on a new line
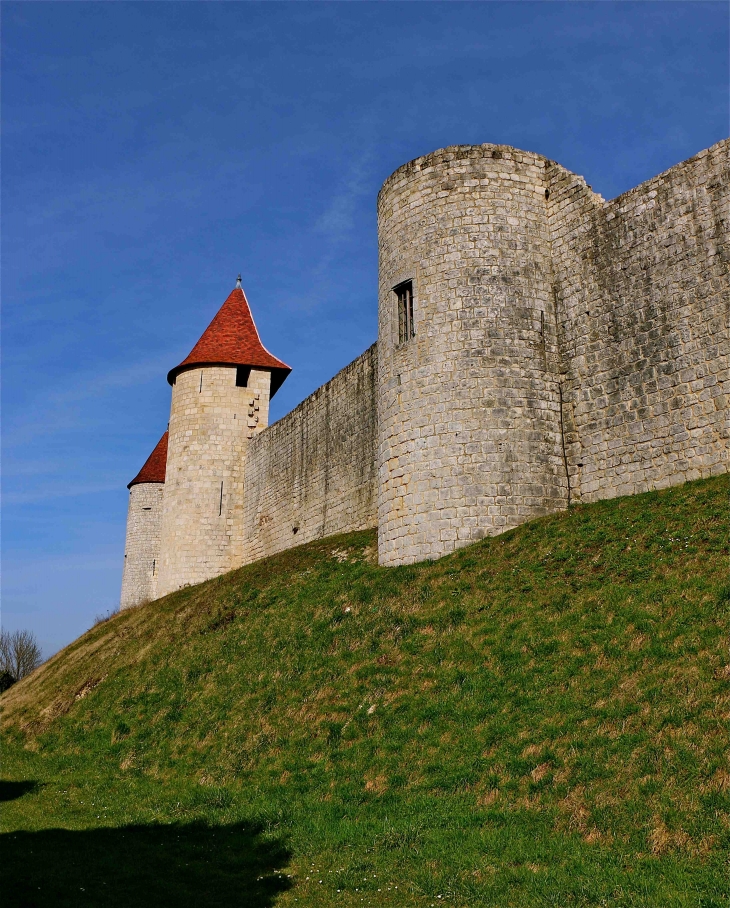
top-left (395, 280), bottom-right (414, 344)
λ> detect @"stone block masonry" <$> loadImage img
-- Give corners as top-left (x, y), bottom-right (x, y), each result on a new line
top-left (242, 344), bottom-right (378, 563)
top-left (120, 138), bottom-right (728, 599)
top-left (156, 365), bottom-right (271, 596)
top-left (376, 139), bottom-right (728, 566)
top-left (120, 483), bottom-right (164, 609)
top-left (546, 140), bottom-right (729, 502)
top-left (377, 145), bottom-right (570, 566)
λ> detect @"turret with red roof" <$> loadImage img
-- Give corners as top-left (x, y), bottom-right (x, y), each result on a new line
top-left (121, 277), bottom-right (292, 608)
top-left (151, 278), bottom-right (290, 599)
top-left (167, 276), bottom-right (291, 397)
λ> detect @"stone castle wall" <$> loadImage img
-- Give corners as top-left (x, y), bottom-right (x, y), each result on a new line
top-left (547, 139), bottom-right (729, 501)
top-left (121, 139), bottom-right (728, 601)
top-left (156, 365), bottom-right (271, 596)
top-left (375, 139), bottom-right (728, 565)
top-left (120, 483), bottom-right (164, 609)
top-left (242, 344), bottom-right (378, 563)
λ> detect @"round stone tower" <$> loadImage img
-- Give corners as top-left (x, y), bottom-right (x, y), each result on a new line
top-left (155, 280), bottom-right (291, 596)
top-left (377, 144), bottom-right (569, 566)
top-left (120, 431), bottom-right (168, 609)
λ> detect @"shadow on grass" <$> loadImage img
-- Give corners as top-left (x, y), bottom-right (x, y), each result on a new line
top-left (0, 780), bottom-right (39, 802)
top-left (2, 819), bottom-right (293, 908)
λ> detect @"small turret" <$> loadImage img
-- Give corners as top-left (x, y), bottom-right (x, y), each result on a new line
top-left (156, 281), bottom-right (291, 596)
top-left (120, 431), bottom-right (168, 609)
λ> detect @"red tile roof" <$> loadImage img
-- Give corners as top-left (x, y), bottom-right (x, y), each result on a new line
top-left (128, 431), bottom-right (168, 489)
top-left (167, 285), bottom-right (291, 395)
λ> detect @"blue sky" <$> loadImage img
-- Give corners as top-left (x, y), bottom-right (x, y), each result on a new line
top-left (3, 2), bottom-right (728, 658)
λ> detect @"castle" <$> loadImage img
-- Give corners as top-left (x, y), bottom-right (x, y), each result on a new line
top-left (120, 139), bottom-right (729, 609)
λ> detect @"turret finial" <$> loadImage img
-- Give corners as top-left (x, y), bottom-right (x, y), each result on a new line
top-left (236, 274), bottom-right (242, 289)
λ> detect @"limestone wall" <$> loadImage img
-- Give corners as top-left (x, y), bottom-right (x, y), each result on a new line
top-left (120, 483), bottom-right (164, 609)
top-left (156, 365), bottom-right (271, 595)
top-left (548, 137), bottom-right (729, 502)
top-left (376, 145), bottom-right (569, 567)
top-left (242, 344), bottom-right (378, 562)
top-left (124, 140), bottom-right (729, 595)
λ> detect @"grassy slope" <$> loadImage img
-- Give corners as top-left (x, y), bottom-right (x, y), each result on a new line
top-left (2, 475), bottom-right (729, 908)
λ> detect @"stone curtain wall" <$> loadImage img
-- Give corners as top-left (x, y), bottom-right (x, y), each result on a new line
top-left (120, 483), bottom-right (164, 609)
top-left (242, 344), bottom-right (378, 563)
top-left (548, 138), bottom-right (729, 502)
top-left (156, 366), bottom-right (271, 596)
top-left (376, 145), bottom-right (569, 567)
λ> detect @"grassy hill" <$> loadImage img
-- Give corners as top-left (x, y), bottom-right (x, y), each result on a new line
top-left (2, 475), bottom-right (729, 908)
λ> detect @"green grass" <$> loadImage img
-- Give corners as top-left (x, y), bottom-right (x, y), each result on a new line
top-left (2, 475), bottom-right (729, 907)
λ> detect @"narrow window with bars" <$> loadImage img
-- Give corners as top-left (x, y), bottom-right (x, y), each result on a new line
top-left (395, 280), bottom-right (414, 344)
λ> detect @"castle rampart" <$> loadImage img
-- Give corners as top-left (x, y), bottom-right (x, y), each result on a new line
top-left (121, 138), bottom-right (729, 602)
top-left (546, 140), bottom-right (729, 502)
top-left (242, 344), bottom-right (378, 562)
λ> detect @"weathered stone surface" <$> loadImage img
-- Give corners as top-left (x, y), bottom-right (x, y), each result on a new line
top-left (120, 483), bottom-right (164, 609)
top-left (375, 139), bottom-right (728, 565)
top-left (121, 138), bottom-right (729, 597)
top-left (156, 365), bottom-right (271, 596)
top-left (377, 145), bottom-right (570, 565)
top-left (242, 344), bottom-right (377, 562)
top-left (546, 140), bottom-right (729, 503)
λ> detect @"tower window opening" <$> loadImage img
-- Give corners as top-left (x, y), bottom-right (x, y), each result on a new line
top-left (219, 481), bottom-right (224, 516)
top-left (395, 280), bottom-right (414, 344)
top-left (236, 366), bottom-right (251, 387)
top-left (152, 559), bottom-right (156, 575)
top-left (199, 372), bottom-right (203, 393)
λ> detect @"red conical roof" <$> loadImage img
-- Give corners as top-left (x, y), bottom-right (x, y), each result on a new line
top-left (167, 285), bottom-right (291, 395)
top-left (127, 431), bottom-right (168, 489)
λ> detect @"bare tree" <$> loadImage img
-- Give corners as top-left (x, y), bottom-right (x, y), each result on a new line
top-left (0, 629), bottom-right (43, 681)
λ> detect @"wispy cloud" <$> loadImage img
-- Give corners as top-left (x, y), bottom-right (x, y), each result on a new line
top-left (313, 147), bottom-right (375, 242)
top-left (274, 134), bottom-right (379, 317)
